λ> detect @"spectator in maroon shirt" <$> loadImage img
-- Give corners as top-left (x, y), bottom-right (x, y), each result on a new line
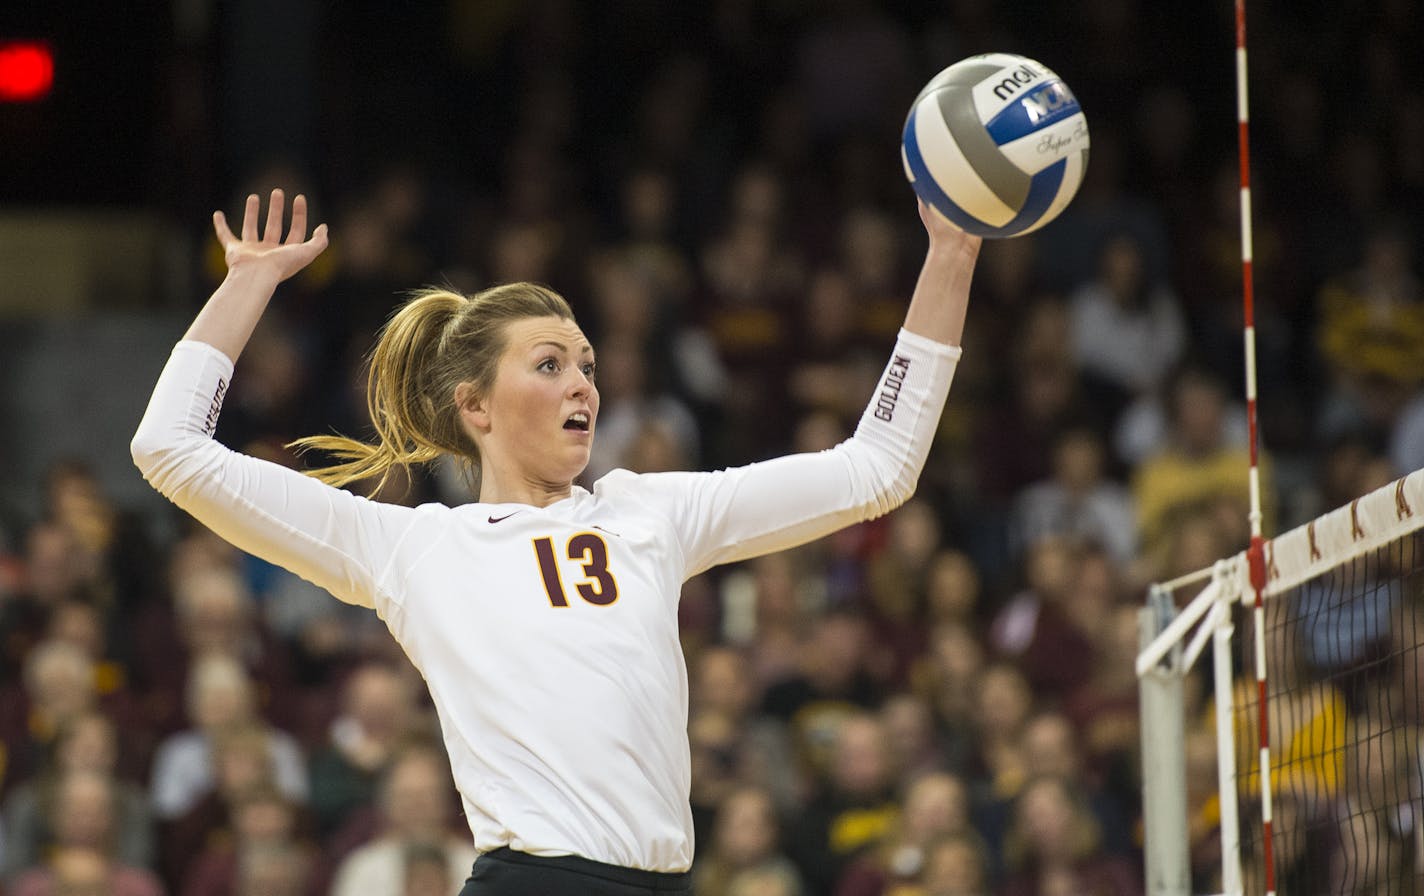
top-left (8, 769), bottom-right (164, 896)
top-left (988, 536), bottom-right (1095, 702)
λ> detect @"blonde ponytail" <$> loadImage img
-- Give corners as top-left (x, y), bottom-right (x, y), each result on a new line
top-left (289, 283), bottom-right (575, 495)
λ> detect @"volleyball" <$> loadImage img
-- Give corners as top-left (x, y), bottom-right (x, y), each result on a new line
top-left (902, 53), bottom-right (1090, 239)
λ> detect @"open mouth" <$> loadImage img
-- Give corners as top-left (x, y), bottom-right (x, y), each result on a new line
top-left (564, 412), bottom-right (591, 432)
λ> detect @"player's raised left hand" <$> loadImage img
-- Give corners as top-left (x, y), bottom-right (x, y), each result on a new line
top-left (213, 188), bottom-right (328, 283)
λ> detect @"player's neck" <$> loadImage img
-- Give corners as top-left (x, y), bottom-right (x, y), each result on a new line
top-left (479, 472), bottom-right (573, 508)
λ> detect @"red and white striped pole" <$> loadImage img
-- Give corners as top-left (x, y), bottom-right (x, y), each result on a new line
top-left (1236, 0), bottom-right (1275, 893)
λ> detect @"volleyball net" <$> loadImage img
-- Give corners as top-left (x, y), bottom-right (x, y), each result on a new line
top-left (1138, 468), bottom-right (1424, 896)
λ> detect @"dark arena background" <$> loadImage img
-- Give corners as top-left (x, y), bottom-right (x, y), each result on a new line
top-left (0, 2), bottom-right (1421, 895)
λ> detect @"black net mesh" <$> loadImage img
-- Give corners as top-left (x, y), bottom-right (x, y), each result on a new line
top-left (1234, 531), bottom-right (1424, 896)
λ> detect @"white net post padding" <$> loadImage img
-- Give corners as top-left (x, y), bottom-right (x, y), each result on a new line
top-left (1212, 574), bottom-right (1244, 896)
top-left (1138, 560), bottom-right (1247, 896)
top-left (1140, 586), bottom-right (1192, 896)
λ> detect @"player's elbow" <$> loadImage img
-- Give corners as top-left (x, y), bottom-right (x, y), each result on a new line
top-left (130, 429), bottom-right (164, 477)
top-left (873, 471), bottom-right (919, 518)
top-left (130, 426), bottom-right (189, 493)
top-left (841, 441), bottom-right (920, 519)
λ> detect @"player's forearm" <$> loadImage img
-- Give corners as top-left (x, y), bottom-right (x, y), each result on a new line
top-left (678, 329), bottom-right (962, 573)
top-left (181, 263), bottom-right (283, 363)
top-left (902, 239), bottom-right (979, 347)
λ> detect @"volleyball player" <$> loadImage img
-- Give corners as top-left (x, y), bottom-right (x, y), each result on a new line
top-left (131, 189), bottom-right (981, 895)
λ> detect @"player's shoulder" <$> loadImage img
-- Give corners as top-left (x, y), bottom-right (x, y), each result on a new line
top-left (590, 467), bottom-right (709, 500)
top-left (584, 470), bottom-right (645, 515)
top-left (592, 467), bottom-right (640, 494)
top-left (588, 467), bottom-right (698, 517)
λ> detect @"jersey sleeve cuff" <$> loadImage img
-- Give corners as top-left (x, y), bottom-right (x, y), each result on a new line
top-left (174, 339), bottom-right (238, 374)
top-left (896, 327), bottom-right (963, 362)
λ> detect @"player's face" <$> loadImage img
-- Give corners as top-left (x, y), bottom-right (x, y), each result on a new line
top-left (478, 316), bottom-right (599, 487)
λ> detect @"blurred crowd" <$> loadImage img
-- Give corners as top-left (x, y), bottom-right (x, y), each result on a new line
top-left (2, 0), bottom-right (1423, 894)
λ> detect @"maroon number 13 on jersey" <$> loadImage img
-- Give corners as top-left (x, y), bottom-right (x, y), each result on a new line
top-left (532, 533), bottom-right (619, 607)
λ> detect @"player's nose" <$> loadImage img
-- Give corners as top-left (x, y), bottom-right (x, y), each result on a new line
top-left (568, 370), bottom-right (592, 399)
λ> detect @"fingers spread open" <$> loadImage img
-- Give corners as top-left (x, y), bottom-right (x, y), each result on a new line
top-left (263, 189), bottom-right (285, 243)
top-left (241, 194), bottom-right (260, 242)
top-left (285, 194), bottom-right (308, 245)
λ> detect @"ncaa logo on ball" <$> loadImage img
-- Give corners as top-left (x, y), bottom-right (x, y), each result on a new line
top-left (902, 53), bottom-right (1090, 239)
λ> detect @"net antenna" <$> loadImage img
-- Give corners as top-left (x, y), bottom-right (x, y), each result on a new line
top-left (1136, 5), bottom-right (1268, 892)
top-left (1234, 0), bottom-right (1276, 891)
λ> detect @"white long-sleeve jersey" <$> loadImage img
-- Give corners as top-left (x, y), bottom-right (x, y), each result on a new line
top-left (130, 330), bottom-right (960, 872)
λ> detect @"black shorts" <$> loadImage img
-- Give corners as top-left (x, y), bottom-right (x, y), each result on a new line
top-left (459, 847), bottom-right (693, 896)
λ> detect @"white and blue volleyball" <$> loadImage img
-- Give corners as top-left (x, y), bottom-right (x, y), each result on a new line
top-left (902, 53), bottom-right (1089, 239)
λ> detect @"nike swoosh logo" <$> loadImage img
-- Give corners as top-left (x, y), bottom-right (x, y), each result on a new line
top-left (487, 511), bottom-right (523, 524)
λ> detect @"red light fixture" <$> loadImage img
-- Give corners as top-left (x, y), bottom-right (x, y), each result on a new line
top-left (0, 41), bottom-right (55, 102)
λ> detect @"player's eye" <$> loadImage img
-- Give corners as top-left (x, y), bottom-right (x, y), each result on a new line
top-left (581, 362), bottom-right (597, 380)
top-left (537, 358), bottom-right (559, 374)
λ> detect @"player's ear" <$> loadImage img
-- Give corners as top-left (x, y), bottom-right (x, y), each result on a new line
top-left (455, 382), bottom-right (490, 432)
